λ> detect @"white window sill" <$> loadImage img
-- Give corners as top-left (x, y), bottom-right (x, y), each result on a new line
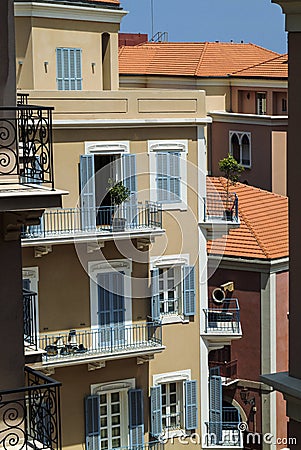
top-left (159, 202), bottom-right (187, 211)
top-left (161, 315), bottom-right (189, 325)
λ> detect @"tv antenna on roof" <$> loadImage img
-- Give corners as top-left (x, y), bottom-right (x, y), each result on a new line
top-left (151, 0), bottom-right (154, 41)
top-left (150, 0), bottom-right (168, 42)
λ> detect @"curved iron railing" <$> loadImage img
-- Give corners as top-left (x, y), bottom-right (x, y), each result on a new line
top-left (0, 105), bottom-right (54, 188)
top-left (0, 367), bottom-right (61, 450)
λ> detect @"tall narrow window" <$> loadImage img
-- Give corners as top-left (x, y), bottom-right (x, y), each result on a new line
top-left (102, 33), bottom-right (111, 90)
top-left (231, 133), bottom-right (240, 163)
top-left (229, 131), bottom-right (251, 168)
top-left (56, 48), bottom-right (82, 90)
top-left (256, 92), bottom-right (267, 115)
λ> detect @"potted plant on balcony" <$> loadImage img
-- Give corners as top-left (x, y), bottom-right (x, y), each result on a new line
top-left (218, 154), bottom-right (244, 220)
top-left (108, 179), bottom-right (131, 231)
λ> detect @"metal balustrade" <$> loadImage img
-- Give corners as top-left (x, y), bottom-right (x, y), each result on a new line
top-left (110, 444), bottom-right (164, 450)
top-left (0, 367), bottom-right (62, 450)
top-left (23, 288), bottom-right (38, 350)
top-left (0, 105), bottom-right (54, 188)
top-left (204, 192), bottom-right (239, 222)
top-left (205, 422), bottom-right (242, 447)
top-left (204, 299), bottom-right (241, 334)
top-left (39, 322), bottom-right (163, 363)
top-left (209, 360), bottom-right (238, 380)
top-left (21, 202), bottom-right (162, 239)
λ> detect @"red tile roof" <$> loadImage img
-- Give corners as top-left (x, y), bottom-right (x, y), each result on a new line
top-left (207, 177), bottom-right (288, 260)
top-left (119, 42), bottom-right (280, 77)
top-left (232, 54), bottom-right (288, 78)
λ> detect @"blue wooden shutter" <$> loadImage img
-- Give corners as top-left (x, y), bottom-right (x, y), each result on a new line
top-left (185, 380), bottom-right (198, 430)
top-left (128, 389), bottom-right (144, 447)
top-left (169, 152), bottom-right (181, 201)
top-left (151, 268), bottom-right (160, 321)
top-left (80, 154), bottom-right (96, 231)
top-left (56, 48), bottom-right (63, 90)
top-left (122, 154), bottom-right (137, 227)
top-left (156, 152), bottom-right (181, 203)
top-left (156, 152), bottom-right (169, 202)
top-left (183, 265), bottom-right (196, 316)
top-left (75, 48), bottom-right (82, 90)
top-left (56, 48), bottom-right (82, 90)
top-left (150, 385), bottom-right (162, 438)
top-left (209, 375), bottom-right (222, 443)
top-left (85, 395), bottom-right (100, 450)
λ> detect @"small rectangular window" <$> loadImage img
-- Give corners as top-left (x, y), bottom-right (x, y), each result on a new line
top-left (256, 92), bottom-right (267, 115)
top-left (282, 98), bottom-right (287, 112)
top-left (56, 48), bottom-right (82, 91)
top-left (161, 382), bottom-right (183, 431)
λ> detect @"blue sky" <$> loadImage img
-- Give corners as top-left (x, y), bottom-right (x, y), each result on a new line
top-left (120, 0), bottom-right (287, 54)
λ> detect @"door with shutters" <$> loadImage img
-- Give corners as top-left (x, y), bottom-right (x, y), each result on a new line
top-left (209, 375), bottom-right (223, 444)
top-left (122, 154), bottom-right (138, 227)
top-left (97, 271), bottom-right (126, 349)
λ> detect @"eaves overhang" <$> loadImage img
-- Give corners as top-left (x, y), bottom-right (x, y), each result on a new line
top-left (208, 254), bottom-right (289, 273)
top-left (15, 1), bottom-right (128, 23)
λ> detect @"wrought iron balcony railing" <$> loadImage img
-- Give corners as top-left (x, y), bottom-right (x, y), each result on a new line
top-left (106, 444), bottom-right (164, 450)
top-left (204, 192), bottom-right (239, 222)
top-left (209, 360), bottom-right (238, 381)
top-left (39, 322), bottom-right (163, 364)
top-left (0, 105), bottom-right (54, 188)
top-left (205, 421), bottom-right (242, 447)
top-left (17, 93), bottom-right (29, 105)
top-left (0, 367), bottom-right (61, 450)
top-left (21, 202), bottom-right (163, 239)
top-left (23, 288), bottom-right (38, 351)
top-left (204, 299), bottom-right (241, 334)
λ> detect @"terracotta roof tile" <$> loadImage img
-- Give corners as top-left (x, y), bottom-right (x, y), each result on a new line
top-left (207, 178), bottom-right (288, 260)
top-left (119, 42), bottom-right (279, 77)
top-left (231, 53), bottom-right (288, 78)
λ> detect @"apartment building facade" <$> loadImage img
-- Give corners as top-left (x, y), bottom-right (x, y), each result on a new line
top-left (119, 40), bottom-right (288, 195)
top-left (207, 179), bottom-right (289, 449)
top-left (12, 1), bottom-right (241, 449)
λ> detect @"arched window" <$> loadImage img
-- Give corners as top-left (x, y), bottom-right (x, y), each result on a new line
top-left (231, 133), bottom-right (240, 163)
top-left (241, 134), bottom-right (250, 166)
top-left (229, 131), bottom-right (251, 167)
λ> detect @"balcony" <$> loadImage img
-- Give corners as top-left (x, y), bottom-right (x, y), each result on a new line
top-left (201, 192), bottom-right (239, 238)
top-left (36, 322), bottom-right (164, 368)
top-left (21, 203), bottom-right (163, 244)
top-left (202, 299), bottom-right (242, 348)
top-left (0, 105), bottom-right (54, 188)
top-left (0, 104), bottom-right (65, 213)
top-left (0, 367), bottom-right (61, 450)
top-left (209, 360), bottom-right (238, 385)
top-left (23, 288), bottom-right (38, 353)
top-left (206, 407), bottom-right (242, 448)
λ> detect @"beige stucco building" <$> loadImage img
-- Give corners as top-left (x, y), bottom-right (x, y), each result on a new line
top-left (14, 1), bottom-right (243, 449)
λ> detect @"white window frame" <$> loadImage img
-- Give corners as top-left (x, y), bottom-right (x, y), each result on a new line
top-left (148, 140), bottom-right (188, 210)
top-left (91, 378), bottom-right (135, 449)
top-left (229, 131), bottom-right (251, 168)
top-left (22, 266), bottom-right (39, 340)
top-left (84, 141), bottom-right (131, 196)
top-left (88, 259), bottom-right (132, 330)
top-left (151, 254), bottom-right (190, 324)
top-left (153, 369), bottom-right (191, 440)
top-left (256, 92), bottom-right (267, 115)
top-left (85, 141), bottom-right (130, 155)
